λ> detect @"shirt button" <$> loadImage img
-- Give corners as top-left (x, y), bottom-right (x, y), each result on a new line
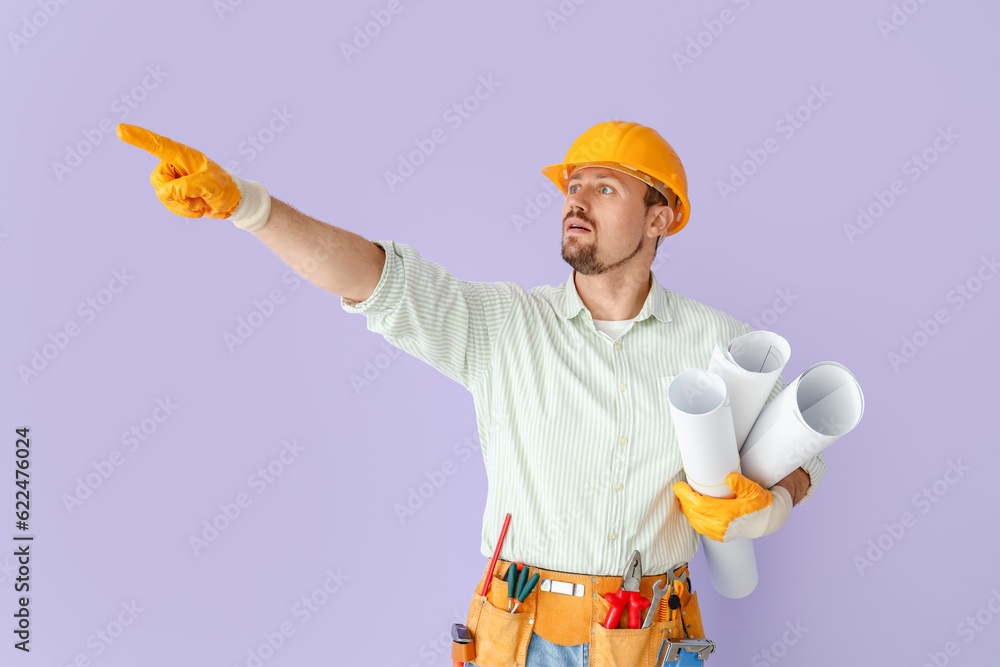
top-left (609, 532), bottom-right (618, 541)
top-left (619, 436), bottom-right (628, 445)
top-left (615, 343), bottom-right (622, 350)
top-left (615, 483), bottom-right (624, 492)
top-left (618, 383), bottom-right (627, 391)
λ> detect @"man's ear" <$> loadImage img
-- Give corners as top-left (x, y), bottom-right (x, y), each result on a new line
top-left (649, 204), bottom-right (675, 240)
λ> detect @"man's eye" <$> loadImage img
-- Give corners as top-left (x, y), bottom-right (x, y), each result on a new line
top-left (600, 185), bottom-right (614, 194)
top-left (569, 184), bottom-right (579, 193)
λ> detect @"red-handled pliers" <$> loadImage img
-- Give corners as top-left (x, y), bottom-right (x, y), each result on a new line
top-left (604, 550), bottom-right (650, 629)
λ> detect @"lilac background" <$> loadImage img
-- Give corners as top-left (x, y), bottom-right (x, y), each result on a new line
top-left (2, 0), bottom-right (998, 665)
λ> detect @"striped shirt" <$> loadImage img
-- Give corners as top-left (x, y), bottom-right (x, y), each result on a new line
top-left (341, 240), bottom-right (826, 576)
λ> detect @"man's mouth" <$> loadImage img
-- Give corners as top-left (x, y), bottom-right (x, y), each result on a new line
top-left (566, 220), bottom-right (591, 233)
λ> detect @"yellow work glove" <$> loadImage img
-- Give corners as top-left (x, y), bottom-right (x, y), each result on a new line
top-left (116, 123), bottom-right (271, 231)
top-left (672, 472), bottom-right (792, 543)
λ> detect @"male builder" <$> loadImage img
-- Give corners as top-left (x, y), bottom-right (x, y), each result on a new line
top-left (118, 120), bottom-right (825, 667)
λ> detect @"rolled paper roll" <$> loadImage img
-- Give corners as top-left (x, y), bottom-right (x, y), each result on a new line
top-left (708, 330), bottom-right (791, 450)
top-left (741, 361), bottom-right (865, 488)
top-left (667, 369), bottom-right (759, 598)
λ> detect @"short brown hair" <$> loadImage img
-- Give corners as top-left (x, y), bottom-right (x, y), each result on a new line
top-left (643, 183), bottom-right (674, 210)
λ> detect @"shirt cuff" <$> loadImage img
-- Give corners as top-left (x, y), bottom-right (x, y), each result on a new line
top-left (340, 240), bottom-right (399, 315)
top-left (796, 451), bottom-right (826, 505)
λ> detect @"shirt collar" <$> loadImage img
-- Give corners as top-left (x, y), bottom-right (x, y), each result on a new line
top-left (560, 268), bottom-right (673, 324)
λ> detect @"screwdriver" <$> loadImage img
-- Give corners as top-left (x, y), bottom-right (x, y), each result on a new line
top-left (506, 564), bottom-right (520, 611)
top-left (511, 569), bottom-right (539, 613)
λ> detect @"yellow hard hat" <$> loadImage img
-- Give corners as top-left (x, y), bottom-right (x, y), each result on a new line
top-left (541, 121), bottom-right (691, 238)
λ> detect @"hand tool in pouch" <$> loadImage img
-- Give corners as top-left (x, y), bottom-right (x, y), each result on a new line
top-left (510, 565), bottom-right (539, 613)
top-left (450, 623), bottom-right (476, 667)
top-left (641, 576), bottom-right (670, 629)
top-left (603, 550), bottom-right (650, 629)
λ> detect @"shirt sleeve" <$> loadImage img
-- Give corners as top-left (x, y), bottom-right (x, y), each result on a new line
top-left (340, 239), bottom-right (514, 390)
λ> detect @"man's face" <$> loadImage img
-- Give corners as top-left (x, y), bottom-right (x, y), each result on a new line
top-left (560, 166), bottom-right (656, 276)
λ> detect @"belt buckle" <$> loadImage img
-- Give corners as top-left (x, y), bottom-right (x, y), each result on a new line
top-left (540, 578), bottom-right (585, 597)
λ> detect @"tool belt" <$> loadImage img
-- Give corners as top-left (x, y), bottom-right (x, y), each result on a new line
top-left (465, 558), bottom-right (705, 667)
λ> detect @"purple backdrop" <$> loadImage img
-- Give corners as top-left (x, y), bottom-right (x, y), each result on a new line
top-left (2, 0), bottom-right (998, 665)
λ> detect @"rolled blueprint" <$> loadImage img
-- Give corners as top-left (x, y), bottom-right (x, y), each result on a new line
top-left (708, 330), bottom-right (791, 450)
top-left (667, 369), bottom-right (759, 599)
top-left (740, 361), bottom-right (864, 488)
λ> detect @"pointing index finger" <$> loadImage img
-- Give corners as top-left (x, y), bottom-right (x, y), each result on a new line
top-left (116, 123), bottom-right (202, 173)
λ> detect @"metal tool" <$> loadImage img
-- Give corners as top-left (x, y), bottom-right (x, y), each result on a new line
top-left (450, 623), bottom-right (476, 667)
top-left (511, 567), bottom-right (539, 613)
top-left (660, 639), bottom-right (716, 663)
top-left (641, 577), bottom-right (670, 629)
top-left (603, 550), bottom-right (650, 629)
top-left (540, 578), bottom-right (585, 597)
top-left (655, 638), bottom-right (668, 667)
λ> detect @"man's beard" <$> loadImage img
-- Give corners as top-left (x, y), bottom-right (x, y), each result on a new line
top-left (562, 232), bottom-right (645, 276)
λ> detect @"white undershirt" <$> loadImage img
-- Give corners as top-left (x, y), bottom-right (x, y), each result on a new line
top-left (591, 317), bottom-right (635, 341)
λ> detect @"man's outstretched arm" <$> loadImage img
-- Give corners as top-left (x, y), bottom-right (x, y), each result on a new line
top-left (117, 123), bottom-right (385, 303)
top-left (252, 197), bottom-right (385, 303)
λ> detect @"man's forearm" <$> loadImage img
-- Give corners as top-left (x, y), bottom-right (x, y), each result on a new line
top-left (774, 467), bottom-right (811, 505)
top-left (251, 197), bottom-right (385, 302)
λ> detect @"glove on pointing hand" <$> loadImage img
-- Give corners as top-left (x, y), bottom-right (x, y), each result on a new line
top-left (116, 123), bottom-right (270, 231)
top-left (672, 472), bottom-right (792, 543)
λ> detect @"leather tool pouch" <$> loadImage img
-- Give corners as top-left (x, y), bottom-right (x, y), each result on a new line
top-left (464, 563), bottom-right (706, 667)
top-left (465, 570), bottom-right (535, 667)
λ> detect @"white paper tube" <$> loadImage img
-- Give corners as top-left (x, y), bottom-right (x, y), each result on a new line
top-left (708, 330), bottom-right (791, 449)
top-left (667, 369), bottom-right (759, 598)
top-left (740, 361), bottom-right (865, 488)
top-left (701, 537), bottom-right (758, 599)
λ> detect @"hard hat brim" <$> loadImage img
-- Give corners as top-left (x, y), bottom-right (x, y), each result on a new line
top-left (541, 160), bottom-right (689, 237)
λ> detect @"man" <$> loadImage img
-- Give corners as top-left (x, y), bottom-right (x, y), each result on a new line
top-left (118, 120), bottom-right (824, 667)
